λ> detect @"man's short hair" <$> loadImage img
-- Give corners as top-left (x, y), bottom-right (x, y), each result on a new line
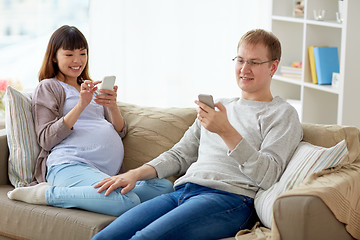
top-left (237, 29), bottom-right (281, 62)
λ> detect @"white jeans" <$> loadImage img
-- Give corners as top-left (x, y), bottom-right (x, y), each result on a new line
top-left (45, 163), bottom-right (173, 216)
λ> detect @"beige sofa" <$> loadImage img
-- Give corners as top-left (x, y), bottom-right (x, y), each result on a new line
top-left (0, 102), bottom-right (359, 240)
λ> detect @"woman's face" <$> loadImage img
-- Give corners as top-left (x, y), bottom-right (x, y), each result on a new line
top-left (54, 47), bottom-right (87, 82)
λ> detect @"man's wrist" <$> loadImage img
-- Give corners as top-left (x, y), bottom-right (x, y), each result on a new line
top-left (130, 164), bottom-right (158, 181)
top-left (219, 126), bottom-right (243, 151)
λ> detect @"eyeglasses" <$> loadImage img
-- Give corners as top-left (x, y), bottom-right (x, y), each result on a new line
top-left (232, 56), bottom-right (276, 67)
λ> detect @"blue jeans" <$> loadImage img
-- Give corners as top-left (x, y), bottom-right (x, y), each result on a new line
top-left (92, 183), bottom-right (256, 240)
top-left (45, 163), bottom-right (174, 216)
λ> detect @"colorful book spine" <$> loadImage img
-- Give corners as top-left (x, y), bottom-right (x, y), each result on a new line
top-left (280, 64), bottom-right (302, 80)
top-left (308, 46), bottom-right (317, 84)
top-left (313, 47), bottom-right (339, 85)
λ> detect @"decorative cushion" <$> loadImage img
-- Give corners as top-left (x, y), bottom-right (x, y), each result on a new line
top-left (5, 86), bottom-right (40, 187)
top-left (302, 123), bottom-right (360, 164)
top-left (255, 140), bottom-right (348, 228)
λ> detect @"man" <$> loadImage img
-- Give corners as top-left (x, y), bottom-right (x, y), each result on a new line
top-left (92, 29), bottom-right (303, 240)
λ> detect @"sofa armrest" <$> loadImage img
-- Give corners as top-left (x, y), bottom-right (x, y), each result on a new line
top-left (0, 129), bottom-right (9, 185)
top-left (273, 195), bottom-right (354, 240)
top-left (273, 162), bottom-right (360, 240)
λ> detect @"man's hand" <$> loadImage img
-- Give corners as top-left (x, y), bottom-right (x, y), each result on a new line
top-left (94, 165), bottom-right (158, 196)
top-left (94, 170), bottom-right (138, 196)
top-left (195, 100), bottom-right (243, 151)
top-left (195, 100), bottom-right (230, 134)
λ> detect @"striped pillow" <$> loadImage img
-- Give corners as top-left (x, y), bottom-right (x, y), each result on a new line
top-left (5, 86), bottom-right (40, 187)
top-left (254, 140), bottom-right (348, 228)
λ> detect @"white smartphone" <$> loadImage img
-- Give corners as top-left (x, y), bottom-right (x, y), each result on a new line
top-left (198, 94), bottom-right (215, 109)
top-left (98, 76), bottom-right (116, 95)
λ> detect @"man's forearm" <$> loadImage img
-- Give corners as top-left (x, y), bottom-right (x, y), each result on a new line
top-left (130, 164), bottom-right (158, 181)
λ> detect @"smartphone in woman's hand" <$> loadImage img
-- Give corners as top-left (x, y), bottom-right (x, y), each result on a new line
top-left (99, 76), bottom-right (116, 95)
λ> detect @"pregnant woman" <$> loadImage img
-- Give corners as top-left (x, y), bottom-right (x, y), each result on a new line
top-left (7, 25), bottom-right (173, 216)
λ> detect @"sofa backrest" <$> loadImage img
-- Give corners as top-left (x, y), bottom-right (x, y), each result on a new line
top-left (2, 101), bottom-right (360, 185)
top-left (117, 102), bottom-right (197, 182)
top-left (0, 129), bottom-right (9, 185)
top-left (118, 103), bottom-right (360, 176)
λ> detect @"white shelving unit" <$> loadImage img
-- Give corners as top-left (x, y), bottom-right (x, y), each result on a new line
top-left (270, 0), bottom-right (360, 128)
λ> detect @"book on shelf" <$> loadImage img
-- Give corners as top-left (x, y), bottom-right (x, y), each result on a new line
top-left (280, 66), bottom-right (302, 73)
top-left (313, 47), bottom-right (339, 85)
top-left (280, 73), bottom-right (302, 79)
top-left (308, 46), bottom-right (317, 84)
top-left (280, 64), bottom-right (302, 79)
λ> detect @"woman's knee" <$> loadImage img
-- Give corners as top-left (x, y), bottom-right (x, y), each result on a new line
top-left (106, 190), bottom-right (141, 216)
top-left (132, 178), bottom-right (173, 203)
top-left (155, 178), bottom-right (174, 192)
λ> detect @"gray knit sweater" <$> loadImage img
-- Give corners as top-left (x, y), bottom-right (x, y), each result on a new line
top-left (147, 96), bottom-right (303, 198)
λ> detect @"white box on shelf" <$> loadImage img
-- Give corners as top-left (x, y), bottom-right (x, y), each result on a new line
top-left (332, 72), bottom-right (341, 88)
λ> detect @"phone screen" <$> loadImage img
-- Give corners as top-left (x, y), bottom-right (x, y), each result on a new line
top-left (100, 76), bottom-right (116, 90)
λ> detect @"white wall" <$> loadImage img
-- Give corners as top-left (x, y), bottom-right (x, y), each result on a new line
top-left (89, 0), bottom-right (271, 107)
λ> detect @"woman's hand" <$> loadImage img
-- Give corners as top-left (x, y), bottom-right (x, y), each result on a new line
top-left (79, 80), bottom-right (101, 108)
top-left (94, 84), bottom-right (118, 111)
top-left (63, 80), bottom-right (100, 129)
top-left (95, 84), bottom-right (125, 132)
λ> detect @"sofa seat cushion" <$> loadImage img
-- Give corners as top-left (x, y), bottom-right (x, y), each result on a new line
top-left (0, 186), bottom-right (115, 240)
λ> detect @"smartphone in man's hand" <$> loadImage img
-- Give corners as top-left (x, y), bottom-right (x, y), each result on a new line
top-left (198, 94), bottom-right (215, 109)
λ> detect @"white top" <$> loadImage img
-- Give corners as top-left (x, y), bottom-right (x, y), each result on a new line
top-left (46, 81), bottom-right (124, 176)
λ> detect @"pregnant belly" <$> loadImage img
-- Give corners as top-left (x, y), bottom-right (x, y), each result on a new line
top-left (49, 120), bottom-right (124, 175)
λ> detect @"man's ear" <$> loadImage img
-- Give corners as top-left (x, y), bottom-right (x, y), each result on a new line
top-left (270, 59), bottom-right (279, 77)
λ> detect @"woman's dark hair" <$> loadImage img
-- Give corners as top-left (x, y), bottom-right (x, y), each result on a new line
top-left (38, 25), bottom-right (91, 84)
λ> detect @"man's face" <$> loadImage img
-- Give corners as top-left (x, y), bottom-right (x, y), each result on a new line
top-left (235, 42), bottom-right (278, 101)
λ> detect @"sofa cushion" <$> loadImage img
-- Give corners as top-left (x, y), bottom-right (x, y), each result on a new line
top-left (4, 86), bottom-right (40, 187)
top-left (255, 140), bottom-right (348, 228)
top-left (0, 186), bottom-right (115, 240)
top-left (117, 102), bottom-right (197, 181)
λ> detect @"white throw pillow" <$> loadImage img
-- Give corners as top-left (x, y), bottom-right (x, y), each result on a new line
top-left (255, 140), bottom-right (348, 228)
top-left (5, 86), bottom-right (40, 187)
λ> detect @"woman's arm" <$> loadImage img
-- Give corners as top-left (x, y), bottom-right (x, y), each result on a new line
top-left (95, 85), bottom-right (125, 133)
top-left (63, 80), bottom-right (100, 129)
top-left (32, 79), bottom-right (100, 150)
top-left (32, 80), bottom-right (72, 151)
